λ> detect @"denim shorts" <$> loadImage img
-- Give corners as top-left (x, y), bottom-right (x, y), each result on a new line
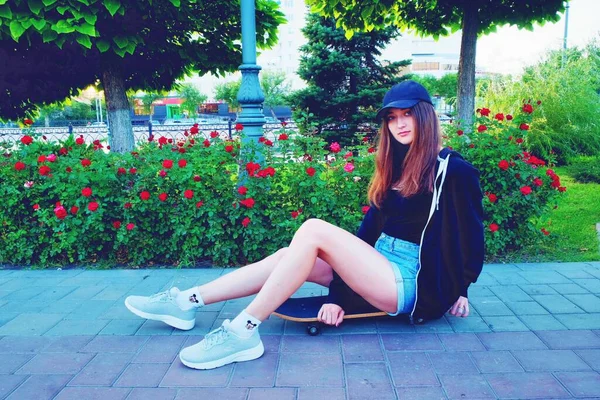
top-left (374, 233), bottom-right (419, 316)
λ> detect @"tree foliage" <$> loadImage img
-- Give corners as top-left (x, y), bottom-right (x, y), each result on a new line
top-left (177, 83), bottom-right (207, 117)
top-left (214, 70), bottom-right (291, 109)
top-left (288, 13), bottom-right (409, 143)
top-left (215, 80), bottom-right (242, 110)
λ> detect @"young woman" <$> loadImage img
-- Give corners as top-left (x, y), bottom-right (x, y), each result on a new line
top-left (125, 80), bottom-right (485, 370)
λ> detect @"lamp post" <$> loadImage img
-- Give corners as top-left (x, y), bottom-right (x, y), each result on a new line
top-left (237, 0), bottom-right (265, 143)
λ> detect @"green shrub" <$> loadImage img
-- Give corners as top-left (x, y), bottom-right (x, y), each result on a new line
top-left (566, 156), bottom-right (600, 184)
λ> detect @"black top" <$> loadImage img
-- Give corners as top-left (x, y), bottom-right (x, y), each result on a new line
top-left (379, 189), bottom-right (433, 245)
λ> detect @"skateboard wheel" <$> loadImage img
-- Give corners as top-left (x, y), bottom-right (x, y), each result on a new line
top-left (307, 325), bottom-right (320, 336)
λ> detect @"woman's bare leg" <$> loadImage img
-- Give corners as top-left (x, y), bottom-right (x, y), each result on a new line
top-left (246, 219), bottom-right (398, 320)
top-left (197, 248), bottom-right (334, 305)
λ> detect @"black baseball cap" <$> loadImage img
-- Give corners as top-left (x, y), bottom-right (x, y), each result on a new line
top-left (375, 80), bottom-right (433, 121)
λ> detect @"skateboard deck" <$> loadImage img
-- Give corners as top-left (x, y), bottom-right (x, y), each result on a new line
top-left (273, 295), bottom-right (387, 322)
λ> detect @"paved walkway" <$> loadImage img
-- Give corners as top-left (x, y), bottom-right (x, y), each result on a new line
top-left (0, 262), bottom-right (599, 399)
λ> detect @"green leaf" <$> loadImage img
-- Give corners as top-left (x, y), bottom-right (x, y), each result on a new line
top-left (114, 46), bottom-right (126, 57)
top-left (53, 20), bottom-right (75, 33)
top-left (42, 28), bottom-right (57, 42)
top-left (113, 35), bottom-right (128, 49)
top-left (75, 22), bottom-right (95, 36)
top-left (104, 0), bottom-right (120, 16)
top-left (0, 4), bottom-right (13, 19)
top-left (27, 0), bottom-right (43, 15)
top-left (41, 0), bottom-right (57, 6)
top-left (82, 12), bottom-right (96, 25)
top-left (0, 0), bottom-right (8, 5)
top-left (75, 33), bottom-right (92, 48)
top-left (56, 5), bottom-right (68, 15)
top-left (96, 39), bottom-right (110, 52)
top-left (31, 19), bottom-right (47, 30)
top-left (9, 20), bottom-right (26, 41)
top-left (168, 0), bottom-right (180, 6)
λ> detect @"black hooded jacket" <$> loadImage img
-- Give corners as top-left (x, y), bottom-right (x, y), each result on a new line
top-left (326, 147), bottom-right (485, 323)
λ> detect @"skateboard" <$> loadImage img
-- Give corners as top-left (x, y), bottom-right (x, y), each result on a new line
top-left (272, 295), bottom-right (388, 335)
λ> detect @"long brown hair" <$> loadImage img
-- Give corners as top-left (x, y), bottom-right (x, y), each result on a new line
top-left (367, 102), bottom-right (442, 208)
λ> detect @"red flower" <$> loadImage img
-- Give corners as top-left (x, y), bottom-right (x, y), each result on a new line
top-left (258, 137), bottom-right (266, 143)
top-left (159, 169), bottom-right (167, 178)
top-left (519, 123), bottom-right (529, 131)
top-left (362, 205), bottom-right (370, 214)
top-left (38, 155), bottom-right (47, 163)
top-left (520, 186), bottom-right (532, 196)
top-left (279, 133), bottom-right (289, 140)
top-left (522, 104), bottom-right (533, 114)
top-left (225, 145), bottom-right (234, 153)
top-left (368, 147), bottom-right (376, 153)
top-left (558, 186), bottom-right (567, 192)
top-left (533, 178), bottom-right (543, 187)
top-left (140, 191), bottom-right (150, 201)
top-left (516, 138), bottom-right (523, 144)
top-left (329, 142), bottom-right (341, 153)
top-left (306, 167), bottom-right (316, 177)
top-left (129, 168), bottom-right (137, 174)
top-left (537, 100), bottom-right (542, 105)
top-left (494, 113), bottom-right (504, 121)
top-left (65, 167), bottom-right (72, 173)
top-left (39, 165), bottom-right (51, 175)
top-left (210, 131), bottom-right (219, 138)
top-left (193, 175), bottom-right (201, 182)
top-left (158, 193), bottom-right (168, 202)
top-left (126, 223), bottom-right (135, 231)
top-left (70, 206), bottom-right (79, 215)
top-left (81, 159), bottom-right (91, 167)
top-left (362, 136), bottom-right (369, 142)
top-left (489, 223), bottom-right (499, 232)
top-left (498, 160), bottom-right (509, 171)
top-left (184, 189), bottom-right (194, 199)
top-left (124, 202), bottom-right (132, 209)
top-left (487, 193), bottom-right (497, 203)
top-left (196, 201), bottom-right (204, 208)
top-left (117, 167), bottom-right (126, 175)
top-left (479, 108), bottom-right (491, 116)
top-left (240, 198), bottom-right (255, 208)
top-left (238, 186), bottom-right (248, 195)
top-left (190, 124), bottom-right (199, 135)
top-left (162, 159), bottom-right (173, 169)
top-left (33, 204), bottom-right (40, 211)
top-left (235, 123), bottom-right (244, 131)
top-left (14, 161), bottom-right (26, 171)
top-left (176, 159), bottom-right (187, 168)
top-left (59, 147), bottom-right (68, 155)
top-left (506, 114), bottom-right (513, 121)
top-left (81, 187), bottom-right (92, 197)
top-left (343, 163), bottom-right (355, 173)
top-left (291, 210), bottom-right (299, 219)
top-left (113, 221), bottom-right (121, 229)
top-left (21, 135), bottom-right (33, 145)
top-left (241, 217), bottom-right (251, 227)
top-left (158, 136), bottom-right (168, 146)
top-left (456, 130), bottom-right (464, 136)
top-left (541, 228), bottom-right (550, 236)
top-left (54, 205), bottom-right (67, 220)
top-left (281, 121), bottom-right (288, 127)
top-left (203, 139), bottom-right (210, 147)
top-left (246, 162), bottom-right (261, 176)
top-left (88, 201), bottom-right (99, 212)
top-left (469, 144), bottom-right (475, 148)
top-left (477, 125), bottom-right (487, 133)
top-left (343, 151), bottom-right (353, 159)
top-left (75, 137), bottom-right (85, 145)
top-left (23, 118), bottom-right (33, 126)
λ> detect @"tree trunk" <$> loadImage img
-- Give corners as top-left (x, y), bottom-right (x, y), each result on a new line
top-left (456, 4), bottom-right (479, 131)
top-left (101, 63), bottom-right (134, 153)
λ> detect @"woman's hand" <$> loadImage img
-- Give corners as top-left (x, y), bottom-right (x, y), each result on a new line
top-left (317, 303), bottom-right (345, 326)
top-left (449, 296), bottom-right (470, 318)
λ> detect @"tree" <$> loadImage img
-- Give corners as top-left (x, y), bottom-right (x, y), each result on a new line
top-left (178, 83), bottom-right (207, 118)
top-left (288, 13), bottom-right (409, 143)
top-left (215, 80), bottom-right (242, 110)
top-left (306, 0), bottom-right (566, 129)
top-left (411, 73), bottom-right (459, 106)
top-left (140, 91), bottom-right (166, 117)
top-left (0, 0), bottom-right (285, 152)
top-left (214, 71), bottom-right (291, 110)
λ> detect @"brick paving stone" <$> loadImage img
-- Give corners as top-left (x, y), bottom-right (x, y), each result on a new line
top-left (518, 271), bottom-right (572, 284)
top-left (376, 317), bottom-right (416, 333)
top-left (387, 352), bottom-right (439, 386)
top-left (54, 387), bottom-right (131, 400)
top-left (161, 362), bottom-right (233, 387)
top-left (69, 353), bottom-right (133, 386)
top-left (171, 312), bottom-right (218, 336)
top-left (446, 315), bottom-right (491, 333)
top-left (257, 316), bottom-right (285, 335)
top-left (513, 350), bottom-right (591, 371)
top-left (381, 333), bottom-right (443, 351)
top-left (173, 388), bottom-right (248, 400)
top-left (488, 271), bottom-right (529, 285)
top-left (554, 313), bottom-right (600, 329)
top-left (44, 319), bottom-right (110, 336)
top-left (484, 316), bottom-right (530, 332)
top-left (65, 300), bottom-right (116, 321)
top-left (505, 301), bottom-right (549, 315)
top-left (41, 336), bottom-right (94, 352)
top-left (470, 298), bottom-right (514, 316)
top-left (396, 386), bottom-right (447, 399)
top-left (276, 352), bottom-right (343, 387)
top-left (135, 320), bottom-right (175, 336)
top-left (536, 330), bottom-right (600, 349)
top-left (477, 332), bottom-right (547, 350)
top-left (489, 285), bottom-right (533, 302)
top-left (470, 351), bottom-right (524, 373)
top-left (261, 335), bottom-right (281, 353)
top-left (550, 284), bottom-right (591, 295)
top-left (575, 349), bottom-right (600, 370)
top-left (0, 313), bottom-right (64, 336)
top-left (297, 387), bottom-right (346, 400)
top-left (99, 319), bottom-right (145, 335)
top-left (565, 294), bottom-right (600, 312)
top-left (16, 352), bottom-right (95, 374)
top-left (473, 273), bottom-right (498, 285)
top-left (0, 353), bottom-right (34, 373)
top-left (323, 318), bottom-right (379, 335)
top-left (572, 279), bottom-right (600, 293)
top-left (115, 363), bottom-right (171, 387)
top-left (555, 371), bottom-right (600, 397)
top-left (341, 334), bottom-right (384, 362)
top-left (0, 312), bottom-right (18, 329)
top-left (5, 374), bottom-right (72, 400)
top-left (468, 286), bottom-right (495, 297)
top-left (438, 333), bottom-right (486, 351)
top-left (81, 335), bottom-right (149, 353)
top-left (281, 335), bottom-right (340, 353)
top-left (126, 387), bottom-right (177, 400)
top-left (92, 284), bottom-right (139, 301)
top-left (428, 352), bottom-right (479, 374)
top-left (486, 372), bottom-right (571, 399)
top-left (556, 269), bottom-right (596, 279)
top-left (133, 336), bottom-right (185, 363)
top-left (0, 336), bottom-right (51, 353)
top-left (414, 317), bottom-right (454, 333)
top-left (229, 352), bottom-right (278, 387)
top-left (439, 374), bottom-right (495, 399)
top-left (517, 315), bottom-right (568, 331)
top-left (345, 363), bottom-right (396, 400)
top-left (519, 284), bottom-right (558, 295)
top-left (0, 375), bottom-right (27, 398)
top-left (532, 295), bottom-right (586, 314)
top-left (247, 388), bottom-right (297, 400)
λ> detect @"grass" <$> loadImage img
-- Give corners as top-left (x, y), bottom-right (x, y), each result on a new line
top-left (501, 167), bottom-right (600, 263)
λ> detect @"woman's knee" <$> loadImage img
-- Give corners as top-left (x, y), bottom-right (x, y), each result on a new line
top-left (295, 218), bottom-right (325, 239)
top-left (274, 247), bottom-right (288, 262)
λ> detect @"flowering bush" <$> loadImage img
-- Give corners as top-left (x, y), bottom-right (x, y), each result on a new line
top-left (0, 126), bottom-right (375, 267)
top-left (446, 102), bottom-right (566, 256)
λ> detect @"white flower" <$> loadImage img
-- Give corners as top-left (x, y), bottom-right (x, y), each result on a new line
top-left (24, 181), bottom-right (34, 188)
top-left (353, 176), bottom-right (361, 182)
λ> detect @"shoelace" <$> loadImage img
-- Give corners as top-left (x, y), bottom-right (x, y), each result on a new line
top-left (202, 326), bottom-right (230, 350)
top-left (148, 290), bottom-right (172, 303)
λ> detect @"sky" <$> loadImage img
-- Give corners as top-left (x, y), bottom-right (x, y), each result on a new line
top-left (476, 0), bottom-right (599, 74)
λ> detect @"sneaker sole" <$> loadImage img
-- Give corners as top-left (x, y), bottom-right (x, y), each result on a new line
top-left (179, 341), bottom-right (265, 370)
top-left (124, 298), bottom-right (195, 331)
